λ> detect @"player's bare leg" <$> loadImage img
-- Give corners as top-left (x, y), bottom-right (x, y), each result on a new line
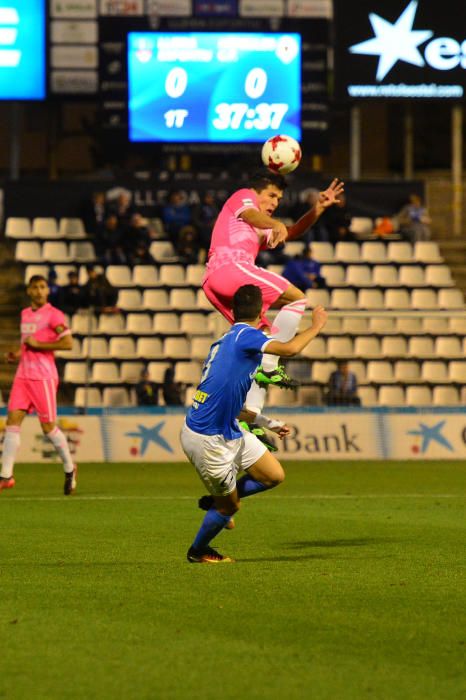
top-left (0, 410), bottom-right (26, 491)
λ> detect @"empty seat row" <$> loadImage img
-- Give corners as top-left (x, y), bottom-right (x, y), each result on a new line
top-left (58, 334), bottom-right (214, 360)
top-left (305, 360), bottom-right (466, 385)
top-left (307, 287), bottom-right (464, 309)
top-left (316, 315), bottom-right (466, 336)
top-left (283, 240), bottom-right (443, 264)
top-left (64, 360), bottom-right (203, 385)
top-left (16, 241), bottom-right (96, 263)
top-left (313, 264), bottom-right (453, 288)
top-left (70, 310), bottom-right (219, 335)
top-left (6, 217), bottom-right (87, 239)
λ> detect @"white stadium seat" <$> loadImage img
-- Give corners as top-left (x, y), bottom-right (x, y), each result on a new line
top-left (360, 241), bottom-right (386, 263)
top-left (434, 336), bottom-right (462, 358)
top-left (98, 313), bottom-right (126, 335)
top-left (5, 217), bottom-right (32, 239)
top-left (81, 337), bottom-right (108, 359)
top-left (306, 289), bottom-right (331, 308)
top-left (411, 288), bottom-right (438, 309)
top-left (91, 362), bottom-right (120, 384)
top-left (394, 361), bottom-right (421, 383)
top-left (147, 362), bottom-right (171, 383)
top-left (71, 311), bottom-right (98, 335)
top-left (396, 317), bottom-right (423, 335)
top-left (106, 265), bottom-right (133, 288)
top-left (438, 289), bottom-right (464, 309)
top-left (150, 241), bottom-right (176, 260)
top-left (311, 242), bottom-right (334, 262)
top-left (378, 385), bottom-right (405, 406)
top-left (136, 337), bottom-right (163, 359)
top-left (132, 265), bottom-right (159, 287)
top-left (56, 337), bottom-right (82, 360)
top-left (24, 264), bottom-right (48, 282)
top-left (117, 289), bottom-right (142, 310)
top-left (372, 265), bottom-right (399, 287)
top-left (405, 386), bottom-right (432, 406)
top-left (126, 313), bottom-right (153, 334)
top-left (190, 337), bottom-right (214, 360)
top-left (321, 264), bottom-right (346, 287)
top-left (74, 387), bottom-right (102, 407)
top-left (408, 336), bottom-right (435, 358)
top-left (432, 386), bottom-right (459, 406)
top-left (335, 241), bottom-right (360, 262)
top-left (350, 217), bottom-right (373, 236)
top-left (159, 264), bottom-right (186, 287)
top-left (58, 218), bottom-right (86, 238)
top-left (42, 242), bottom-right (70, 263)
top-left (185, 265), bottom-right (205, 286)
top-left (180, 313), bottom-right (210, 335)
top-left (174, 361), bottom-right (202, 384)
top-left (169, 289), bottom-right (197, 310)
top-left (68, 241), bottom-right (95, 262)
top-left (196, 289), bottom-right (214, 310)
top-left (387, 241), bottom-right (413, 263)
top-left (342, 317), bottom-right (369, 335)
top-left (32, 217), bottom-right (60, 238)
top-left (102, 388), bottom-right (132, 407)
top-left (381, 336), bottom-right (408, 358)
top-left (358, 289), bottom-right (384, 309)
top-left (398, 265), bottom-right (425, 287)
top-left (322, 316), bottom-right (343, 335)
top-left (120, 362), bottom-right (146, 383)
top-left (450, 317), bottom-right (466, 333)
top-left (163, 337), bottom-right (190, 359)
top-left (54, 264), bottom-right (78, 286)
top-left (366, 361), bottom-right (395, 384)
top-left (358, 386), bottom-right (378, 407)
top-left (413, 241), bottom-right (442, 263)
top-left (311, 361), bottom-right (337, 384)
top-left (15, 241), bottom-right (42, 262)
top-left (424, 265), bottom-right (453, 287)
top-left (286, 241), bottom-right (305, 256)
top-left (64, 362), bottom-right (88, 384)
top-left (327, 336), bottom-right (353, 358)
top-left (346, 265), bottom-right (372, 287)
top-left (448, 361), bottom-right (466, 383)
top-left (142, 289), bottom-right (169, 310)
top-left (384, 289), bottom-right (411, 309)
top-left (330, 289), bottom-right (357, 309)
top-left (153, 313), bottom-right (181, 335)
top-left (422, 318), bottom-right (450, 335)
top-left (350, 360), bottom-right (367, 384)
top-left (109, 337), bottom-right (136, 359)
top-left (421, 361), bottom-right (448, 383)
top-left (369, 317), bottom-right (397, 335)
top-left (353, 336), bottom-right (381, 359)
top-left (301, 336), bottom-right (327, 359)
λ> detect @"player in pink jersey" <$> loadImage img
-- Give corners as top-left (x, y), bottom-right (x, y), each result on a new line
top-left (0, 275), bottom-right (78, 495)
top-left (202, 169), bottom-right (343, 412)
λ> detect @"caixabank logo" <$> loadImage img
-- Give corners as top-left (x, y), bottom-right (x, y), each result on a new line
top-left (0, 0), bottom-right (45, 99)
top-left (334, 0), bottom-right (465, 99)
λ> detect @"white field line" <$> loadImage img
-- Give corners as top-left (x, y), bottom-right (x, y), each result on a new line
top-left (0, 494), bottom-right (464, 502)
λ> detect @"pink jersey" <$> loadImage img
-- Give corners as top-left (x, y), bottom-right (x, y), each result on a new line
top-left (16, 303), bottom-right (69, 381)
top-left (206, 188), bottom-right (271, 274)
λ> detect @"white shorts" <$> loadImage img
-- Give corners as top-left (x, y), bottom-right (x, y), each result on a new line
top-left (180, 422), bottom-right (267, 496)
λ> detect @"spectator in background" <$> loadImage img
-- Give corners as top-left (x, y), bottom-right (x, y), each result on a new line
top-left (162, 190), bottom-right (192, 244)
top-left (282, 245), bottom-right (326, 292)
top-left (60, 270), bottom-right (83, 315)
top-left (81, 190), bottom-right (107, 235)
top-left (136, 368), bottom-right (159, 406)
top-left (320, 192), bottom-right (356, 245)
top-left (397, 193), bottom-right (432, 242)
top-left (95, 214), bottom-right (127, 264)
top-left (192, 191), bottom-right (220, 261)
top-left (177, 225), bottom-right (199, 264)
top-left (47, 269), bottom-right (61, 307)
top-left (81, 264), bottom-right (118, 313)
top-left (324, 361), bottom-right (361, 406)
top-left (162, 366), bottom-right (184, 406)
top-left (128, 242), bottom-right (155, 266)
top-left (124, 213), bottom-right (155, 257)
top-left (108, 191), bottom-right (135, 229)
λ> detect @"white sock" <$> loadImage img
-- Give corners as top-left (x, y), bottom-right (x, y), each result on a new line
top-left (1, 426), bottom-right (21, 479)
top-left (261, 299), bottom-right (307, 372)
top-left (47, 427), bottom-right (74, 473)
top-left (244, 381), bottom-right (267, 414)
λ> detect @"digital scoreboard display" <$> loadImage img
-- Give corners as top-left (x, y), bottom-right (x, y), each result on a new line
top-left (0, 0), bottom-right (45, 100)
top-left (128, 32), bottom-right (301, 143)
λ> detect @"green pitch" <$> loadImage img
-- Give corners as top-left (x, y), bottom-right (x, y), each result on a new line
top-left (1, 461), bottom-right (465, 700)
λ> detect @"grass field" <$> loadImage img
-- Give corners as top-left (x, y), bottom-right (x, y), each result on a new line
top-left (1, 460), bottom-right (465, 700)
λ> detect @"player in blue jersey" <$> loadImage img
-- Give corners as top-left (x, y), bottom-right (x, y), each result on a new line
top-left (180, 284), bottom-right (328, 563)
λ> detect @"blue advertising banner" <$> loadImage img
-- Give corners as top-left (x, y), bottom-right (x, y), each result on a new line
top-left (0, 0), bottom-right (45, 99)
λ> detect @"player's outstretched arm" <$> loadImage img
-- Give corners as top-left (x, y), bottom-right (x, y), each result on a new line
top-left (265, 305), bottom-right (328, 358)
top-left (24, 334), bottom-right (73, 351)
top-left (286, 178), bottom-right (345, 241)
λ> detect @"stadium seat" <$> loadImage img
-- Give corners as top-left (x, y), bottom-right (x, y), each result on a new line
top-left (117, 289), bottom-right (142, 310)
top-left (360, 241), bottom-right (386, 263)
top-left (102, 387), bottom-right (132, 407)
top-left (378, 385), bottom-right (405, 406)
top-left (174, 361), bottom-right (202, 384)
top-left (381, 336), bottom-right (408, 358)
top-left (98, 313), bottom-right (126, 335)
top-left (330, 289), bottom-right (357, 309)
top-left (132, 265), bottom-right (159, 287)
top-left (78, 264), bottom-right (103, 285)
top-left (63, 362), bottom-right (88, 384)
top-left (149, 240), bottom-right (177, 260)
top-left (71, 310), bottom-right (98, 335)
top-left (434, 336), bottom-right (462, 358)
top-left (413, 241), bottom-right (442, 263)
top-left (396, 317), bottom-right (423, 335)
top-left (366, 361), bottom-right (395, 384)
top-left (147, 362), bottom-right (171, 383)
top-left (53, 264), bottom-right (78, 286)
top-left (136, 337), bottom-right (163, 359)
top-left (180, 313), bottom-right (211, 335)
top-left (311, 242), bottom-right (334, 263)
top-left (106, 265), bottom-right (133, 288)
top-left (286, 241), bottom-right (305, 256)
top-left (335, 241), bottom-right (360, 262)
top-left (153, 313), bottom-right (181, 335)
top-left (432, 386), bottom-right (460, 406)
top-left (207, 312), bottom-right (230, 337)
top-left (267, 265), bottom-right (284, 276)
top-left (353, 336), bottom-right (381, 359)
top-left (424, 265), bottom-right (453, 287)
top-left (91, 362), bottom-right (120, 383)
top-left (68, 241), bottom-right (95, 262)
top-left (150, 217), bottom-right (165, 236)
top-left (422, 317), bottom-right (450, 335)
top-left (24, 264), bottom-right (48, 283)
top-left (448, 361), bottom-right (466, 383)
top-left (190, 337), bottom-right (214, 360)
top-left (32, 217), bottom-right (60, 238)
top-left (15, 241), bottom-right (42, 262)
top-left (196, 289), bottom-right (214, 311)
top-left (349, 360), bottom-right (367, 384)
top-left (369, 317), bottom-right (397, 335)
top-left (387, 241), bottom-right (413, 263)
top-left (42, 241), bottom-right (70, 263)
top-left (421, 361), bottom-right (448, 383)
top-left (311, 361), bottom-right (337, 384)
top-left (81, 337), bottom-right (108, 358)
top-left (109, 337), bottom-right (136, 359)
top-left (372, 265), bottom-right (399, 287)
top-left (58, 218), bottom-right (86, 238)
top-left (306, 289), bottom-right (331, 308)
top-left (321, 316), bottom-right (343, 335)
top-left (56, 336), bottom-right (82, 360)
top-left (74, 387), bottom-right (102, 408)
top-left (411, 288), bottom-right (438, 309)
top-left (321, 264), bottom-right (346, 287)
top-left (169, 289), bottom-right (197, 310)
top-left (408, 336), bottom-right (435, 358)
top-left (438, 288), bottom-right (464, 309)
top-left (301, 336), bottom-right (326, 359)
top-left (342, 317), bottom-right (369, 335)
top-left (5, 217), bottom-right (32, 239)
top-left (265, 385), bottom-right (294, 407)
top-left (327, 336), bottom-right (353, 358)
top-left (394, 360), bottom-right (421, 383)
top-left (126, 313), bottom-right (153, 335)
top-left (350, 217), bottom-right (373, 236)
top-left (398, 265), bottom-right (425, 287)
top-left (159, 265), bottom-right (186, 287)
top-left (358, 289), bottom-right (384, 309)
top-left (449, 317), bottom-right (466, 333)
top-left (185, 265), bottom-right (205, 286)
top-left (163, 337), bottom-right (190, 359)
top-left (297, 386), bottom-right (322, 406)
top-left (358, 385), bottom-right (378, 407)
top-left (405, 385), bottom-right (432, 406)
top-left (384, 289), bottom-right (411, 309)
top-left (142, 290), bottom-right (169, 310)
top-left (120, 361), bottom-right (146, 382)
top-left (346, 265), bottom-right (372, 287)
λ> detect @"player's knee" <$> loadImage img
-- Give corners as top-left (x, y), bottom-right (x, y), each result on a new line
top-left (265, 469), bottom-right (285, 488)
top-left (218, 500), bottom-right (240, 516)
top-left (40, 422), bottom-right (55, 434)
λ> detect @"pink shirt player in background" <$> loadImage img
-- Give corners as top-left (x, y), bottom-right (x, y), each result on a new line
top-left (202, 169), bottom-right (343, 407)
top-left (0, 275), bottom-right (78, 495)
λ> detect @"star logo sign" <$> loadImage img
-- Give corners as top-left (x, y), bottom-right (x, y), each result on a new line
top-left (349, 1), bottom-right (433, 81)
top-left (407, 420), bottom-right (453, 454)
top-left (125, 422), bottom-right (173, 456)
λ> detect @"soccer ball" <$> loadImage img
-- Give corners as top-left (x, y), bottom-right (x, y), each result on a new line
top-left (261, 135), bottom-right (302, 175)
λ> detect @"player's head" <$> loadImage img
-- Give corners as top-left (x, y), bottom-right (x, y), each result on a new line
top-left (27, 275), bottom-right (49, 307)
top-left (249, 168), bottom-right (287, 216)
top-left (232, 285), bottom-right (263, 323)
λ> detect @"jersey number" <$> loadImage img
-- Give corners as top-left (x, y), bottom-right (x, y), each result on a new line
top-left (200, 344), bottom-right (220, 383)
